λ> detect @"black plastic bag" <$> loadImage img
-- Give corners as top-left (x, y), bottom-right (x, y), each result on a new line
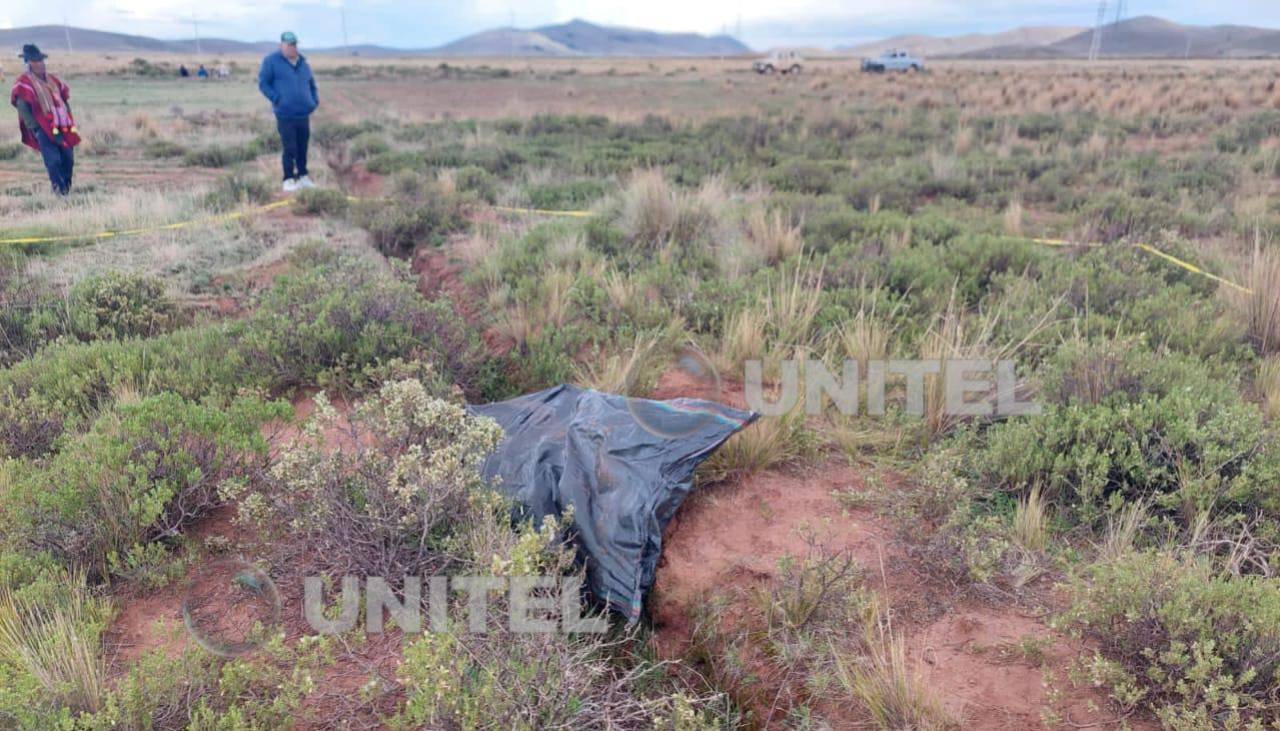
top-left (470, 384), bottom-right (756, 621)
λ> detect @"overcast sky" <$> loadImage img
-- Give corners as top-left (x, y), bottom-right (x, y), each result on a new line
top-left (4, 0), bottom-right (1280, 49)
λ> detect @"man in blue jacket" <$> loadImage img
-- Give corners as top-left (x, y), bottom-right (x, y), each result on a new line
top-left (258, 31), bottom-right (318, 192)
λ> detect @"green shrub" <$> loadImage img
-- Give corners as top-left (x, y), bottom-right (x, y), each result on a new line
top-left (1062, 551), bottom-right (1280, 728)
top-left (291, 188), bottom-right (349, 216)
top-left (312, 120), bottom-right (382, 149)
top-left (1214, 111), bottom-right (1280, 154)
top-left (352, 182), bottom-right (467, 256)
top-left (183, 143), bottom-right (257, 168)
top-left (75, 634), bottom-right (331, 729)
top-left (454, 165), bottom-right (497, 203)
top-left (0, 390), bottom-right (64, 458)
top-left (142, 139), bottom-right (187, 159)
top-left (234, 379), bottom-right (500, 576)
top-left (66, 271), bottom-right (177, 341)
top-left (524, 179), bottom-right (607, 210)
top-left (975, 342), bottom-right (1280, 527)
top-left (348, 131), bottom-right (390, 160)
top-left (766, 158), bottom-right (837, 195)
top-left (236, 254), bottom-right (489, 394)
top-left (364, 149), bottom-right (425, 175)
top-left (202, 171), bottom-right (273, 210)
top-left (0, 252), bottom-right (495, 439)
top-left (1, 393), bottom-right (284, 576)
top-left (0, 255), bottom-right (63, 367)
top-left (885, 233), bottom-right (1047, 310)
top-left (1016, 113), bottom-right (1064, 140)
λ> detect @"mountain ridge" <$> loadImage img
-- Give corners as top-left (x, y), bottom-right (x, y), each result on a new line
top-left (5, 16), bottom-right (1280, 60)
top-left (0, 20), bottom-right (750, 58)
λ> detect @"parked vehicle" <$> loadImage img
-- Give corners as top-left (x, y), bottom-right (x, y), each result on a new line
top-left (861, 50), bottom-right (925, 73)
top-left (754, 50), bottom-right (803, 75)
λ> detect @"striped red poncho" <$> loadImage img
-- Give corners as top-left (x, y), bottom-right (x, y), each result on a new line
top-left (10, 71), bottom-right (80, 150)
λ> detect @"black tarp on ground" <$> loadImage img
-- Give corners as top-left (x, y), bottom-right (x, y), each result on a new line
top-left (470, 384), bottom-right (757, 622)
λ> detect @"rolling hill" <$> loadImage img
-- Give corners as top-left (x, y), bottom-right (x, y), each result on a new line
top-left (960, 16), bottom-right (1280, 59)
top-left (0, 25), bottom-right (272, 56)
top-left (431, 19), bottom-right (748, 57)
top-left (1045, 16), bottom-right (1280, 58)
top-left (839, 26), bottom-right (1084, 59)
top-left (0, 20), bottom-right (749, 58)
top-left (844, 16), bottom-right (1280, 59)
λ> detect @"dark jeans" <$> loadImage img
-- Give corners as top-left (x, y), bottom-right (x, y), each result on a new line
top-left (276, 116), bottom-right (310, 181)
top-left (34, 129), bottom-right (74, 195)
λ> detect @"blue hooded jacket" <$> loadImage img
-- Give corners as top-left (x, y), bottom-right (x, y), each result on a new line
top-left (257, 50), bottom-right (318, 119)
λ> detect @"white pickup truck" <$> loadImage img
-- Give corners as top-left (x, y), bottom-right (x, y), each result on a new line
top-left (754, 50), bottom-right (803, 75)
top-left (861, 50), bottom-right (925, 73)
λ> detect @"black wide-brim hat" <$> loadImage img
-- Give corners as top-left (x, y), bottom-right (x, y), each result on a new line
top-left (21, 44), bottom-right (48, 62)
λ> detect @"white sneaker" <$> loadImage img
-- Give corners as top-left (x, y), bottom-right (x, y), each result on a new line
top-left (298, 175), bottom-right (317, 189)
top-left (282, 178), bottom-right (299, 193)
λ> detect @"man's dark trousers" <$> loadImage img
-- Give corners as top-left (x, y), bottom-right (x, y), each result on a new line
top-left (277, 116), bottom-right (310, 181)
top-left (34, 129), bottom-right (73, 194)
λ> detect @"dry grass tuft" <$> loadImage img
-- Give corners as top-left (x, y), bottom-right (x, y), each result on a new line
top-left (619, 169), bottom-right (677, 246)
top-left (1002, 197), bottom-right (1024, 237)
top-left (743, 208), bottom-right (804, 265)
top-left (831, 286), bottom-right (897, 369)
top-left (1099, 498), bottom-right (1149, 562)
top-left (834, 618), bottom-right (953, 730)
top-left (1260, 356), bottom-right (1280, 420)
top-left (1241, 245), bottom-right (1280, 356)
top-left (703, 405), bottom-right (809, 480)
top-left (766, 262), bottom-right (825, 353)
top-left (574, 331), bottom-right (664, 396)
top-left (717, 306), bottom-right (767, 374)
top-left (0, 578), bottom-right (106, 714)
top-left (617, 169), bottom-right (728, 251)
top-left (1012, 486), bottom-right (1048, 553)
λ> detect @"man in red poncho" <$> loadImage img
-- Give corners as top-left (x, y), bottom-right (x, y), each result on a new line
top-left (10, 44), bottom-right (79, 195)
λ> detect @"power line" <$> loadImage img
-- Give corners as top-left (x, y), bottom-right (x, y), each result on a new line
top-left (1089, 0), bottom-right (1108, 61)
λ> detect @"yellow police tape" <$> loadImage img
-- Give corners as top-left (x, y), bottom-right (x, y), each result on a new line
top-left (0, 199), bottom-right (294, 245)
top-left (1028, 236), bottom-right (1252, 294)
top-left (0, 197), bottom-right (1252, 295)
top-left (491, 204), bottom-right (595, 219)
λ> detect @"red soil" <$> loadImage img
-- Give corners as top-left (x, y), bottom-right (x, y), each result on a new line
top-left (413, 244), bottom-right (513, 356)
top-left (104, 357), bottom-right (1142, 729)
top-left (648, 367), bottom-right (1141, 730)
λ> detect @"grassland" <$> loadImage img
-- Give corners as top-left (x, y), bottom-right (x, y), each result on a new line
top-left (1, 54), bottom-right (1279, 729)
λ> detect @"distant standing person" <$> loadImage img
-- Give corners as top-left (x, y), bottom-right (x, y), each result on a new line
top-left (258, 31), bottom-right (319, 192)
top-left (197, 64), bottom-right (209, 79)
top-left (9, 44), bottom-right (79, 195)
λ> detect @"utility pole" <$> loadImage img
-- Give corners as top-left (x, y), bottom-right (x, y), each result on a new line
top-left (1089, 0), bottom-right (1108, 61)
top-left (1112, 0), bottom-right (1126, 26)
top-left (192, 13), bottom-right (202, 55)
top-left (340, 6), bottom-right (350, 51)
top-left (63, 11), bottom-right (73, 53)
